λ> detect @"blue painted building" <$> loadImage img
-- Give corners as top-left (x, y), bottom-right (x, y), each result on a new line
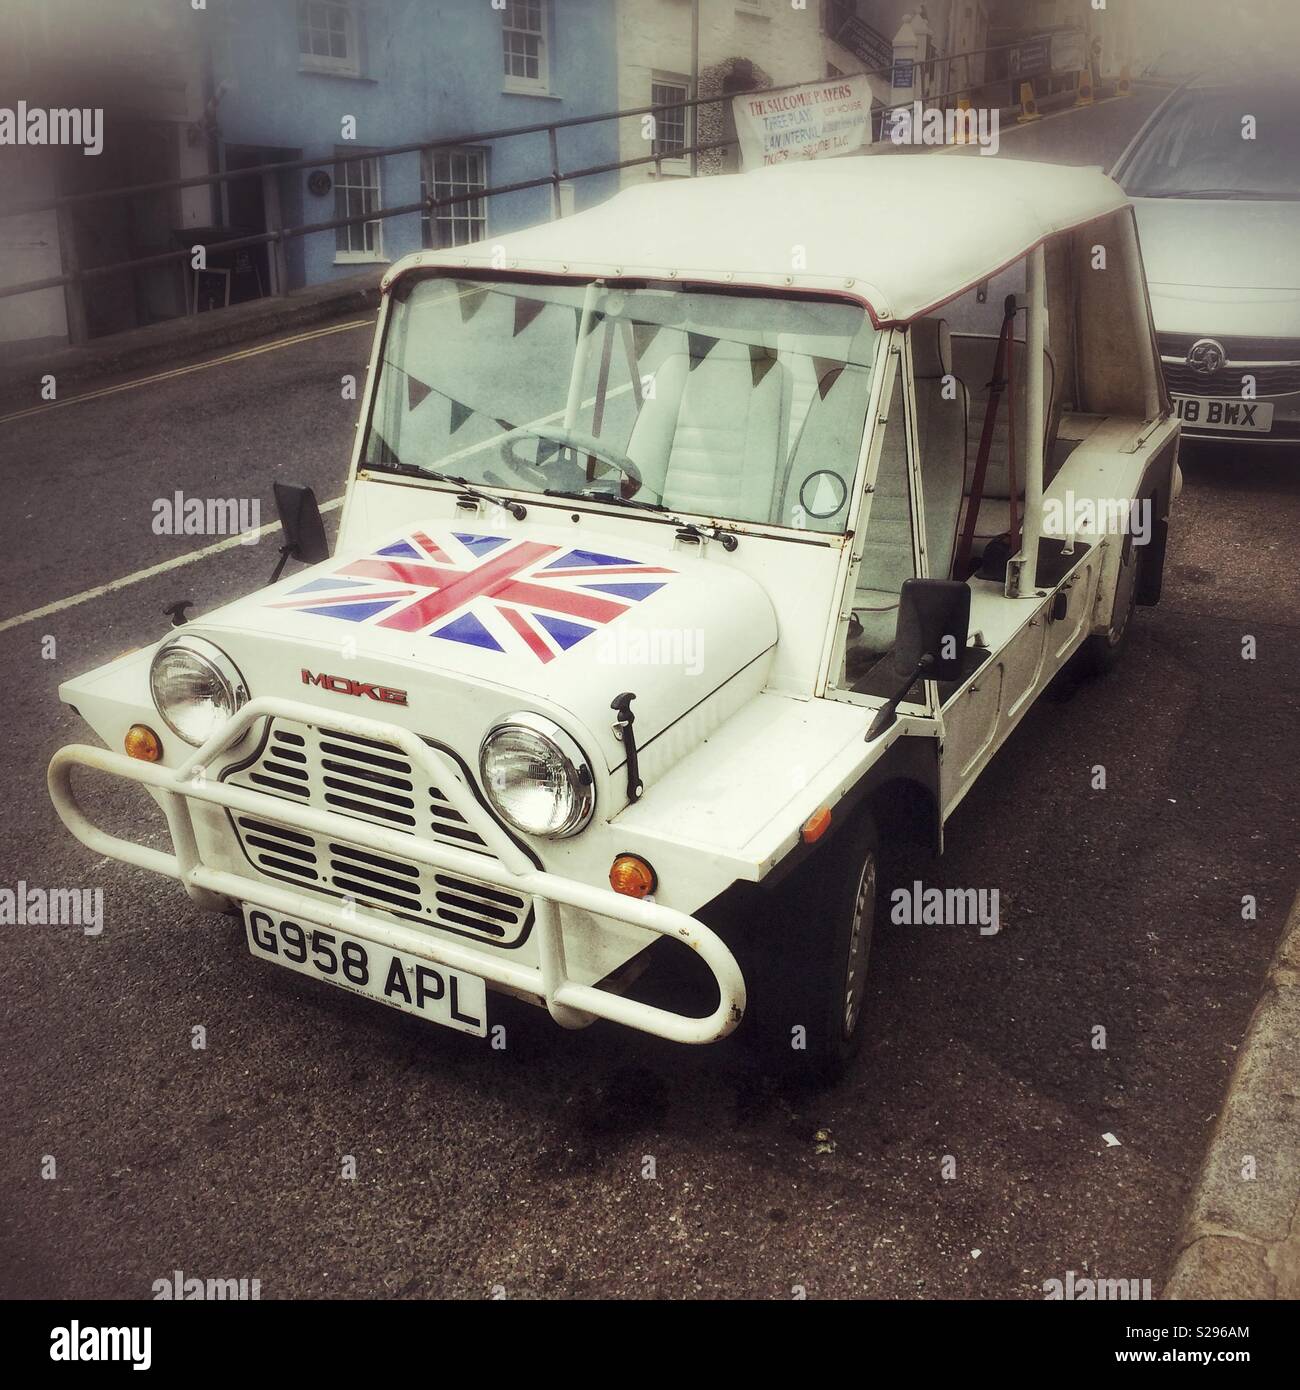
top-left (207, 0), bottom-right (621, 293)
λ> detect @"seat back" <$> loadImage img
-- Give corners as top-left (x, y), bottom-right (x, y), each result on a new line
top-left (777, 360), bottom-right (869, 531)
top-left (626, 338), bottom-right (788, 520)
top-left (625, 349), bottom-right (689, 496)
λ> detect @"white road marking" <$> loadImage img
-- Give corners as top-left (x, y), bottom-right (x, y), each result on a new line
top-left (7, 368), bottom-right (635, 635)
top-left (0, 283), bottom-right (591, 633)
top-left (0, 496), bottom-right (343, 634)
top-left (0, 318), bottom-right (371, 426)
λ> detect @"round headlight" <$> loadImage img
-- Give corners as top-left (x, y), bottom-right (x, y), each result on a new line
top-left (149, 635), bottom-right (249, 747)
top-left (479, 713), bottom-right (595, 838)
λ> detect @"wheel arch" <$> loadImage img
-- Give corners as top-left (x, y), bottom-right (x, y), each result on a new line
top-left (739, 733), bottom-right (942, 903)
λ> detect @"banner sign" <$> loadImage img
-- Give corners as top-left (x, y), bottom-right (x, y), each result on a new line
top-left (732, 75), bottom-right (873, 168)
top-left (1049, 29), bottom-right (1087, 74)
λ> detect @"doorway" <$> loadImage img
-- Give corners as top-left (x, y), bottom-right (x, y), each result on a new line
top-left (219, 145), bottom-right (300, 302)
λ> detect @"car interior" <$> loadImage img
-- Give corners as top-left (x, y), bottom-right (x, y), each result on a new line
top-left (842, 212), bottom-right (1165, 703)
top-left (622, 323), bottom-right (873, 532)
top-left (381, 224), bottom-right (1162, 710)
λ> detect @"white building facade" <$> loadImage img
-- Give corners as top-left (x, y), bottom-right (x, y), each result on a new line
top-left (614, 0), bottom-right (898, 185)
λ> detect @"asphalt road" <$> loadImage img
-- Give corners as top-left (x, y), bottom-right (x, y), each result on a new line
top-left (2, 90), bottom-right (1297, 1300)
top-left (964, 82), bottom-right (1166, 164)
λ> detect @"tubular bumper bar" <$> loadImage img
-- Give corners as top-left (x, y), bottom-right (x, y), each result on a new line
top-left (47, 697), bottom-right (745, 1044)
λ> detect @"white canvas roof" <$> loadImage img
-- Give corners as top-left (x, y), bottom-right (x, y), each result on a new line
top-left (393, 157), bottom-right (1131, 325)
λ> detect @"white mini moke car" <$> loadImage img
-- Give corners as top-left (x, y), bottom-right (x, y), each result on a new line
top-left (50, 158), bottom-right (1180, 1077)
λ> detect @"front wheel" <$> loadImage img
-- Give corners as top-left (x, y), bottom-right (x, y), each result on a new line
top-left (747, 811), bottom-right (880, 1082)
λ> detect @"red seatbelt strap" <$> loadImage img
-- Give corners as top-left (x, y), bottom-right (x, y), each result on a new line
top-left (954, 300), bottom-right (1017, 577)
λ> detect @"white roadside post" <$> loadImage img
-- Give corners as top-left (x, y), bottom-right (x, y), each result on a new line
top-left (890, 17), bottom-right (920, 120)
top-left (1009, 244), bottom-right (1046, 598)
top-left (910, 10), bottom-right (933, 101)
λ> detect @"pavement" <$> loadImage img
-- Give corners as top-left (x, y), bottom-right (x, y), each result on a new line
top-left (1163, 889), bottom-right (1300, 1299)
top-left (1, 88), bottom-right (1297, 1301)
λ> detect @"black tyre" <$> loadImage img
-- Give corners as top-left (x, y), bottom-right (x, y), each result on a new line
top-left (747, 810), bottom-right (879, 1082)
top-left (1075, 533), bottom-right (1139, 676)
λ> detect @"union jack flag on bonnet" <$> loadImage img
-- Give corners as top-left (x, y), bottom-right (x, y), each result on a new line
top-left (271, 530), bottom-right (675, 665)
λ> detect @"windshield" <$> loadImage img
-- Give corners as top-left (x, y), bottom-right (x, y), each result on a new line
top-left (363, 276), bottom-right (878, 535)
top-left (1119, 86), bottom-right (1300, 200)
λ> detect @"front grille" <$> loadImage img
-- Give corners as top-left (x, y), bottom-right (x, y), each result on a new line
top-left (224, 721), bottom-right (530, 946)
top-left (1157, 332), bottom-right (1300, 361)
top-left (1158, 333), bottom-right (1300, 398)
top-left (1162, 361), bottom-right (1300, 397)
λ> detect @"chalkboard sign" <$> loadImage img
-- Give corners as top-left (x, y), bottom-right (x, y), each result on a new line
top-left (193, 267), bottom-right (231, 313)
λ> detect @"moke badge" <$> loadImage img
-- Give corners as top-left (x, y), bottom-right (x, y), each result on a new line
top-left (301, 669), bottom-right (408, 705)
top-left (1186, 338), bottom-right (1226, 378)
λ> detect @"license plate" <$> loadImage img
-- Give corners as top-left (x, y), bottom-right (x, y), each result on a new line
top-left (244, 907), bottom-right (487, 1037)
top-left (1172, 395), bottom-right (1274, 433)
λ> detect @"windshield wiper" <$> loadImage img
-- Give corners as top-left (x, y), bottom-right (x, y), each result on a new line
top-left (541, 489), bottom-right (740, 549)
top-left (425, 470), bottom-right (528, 519)
top-left (543, 487), bottom-right (672, 515)
top-left (367, 459), bottom-right (527, 519)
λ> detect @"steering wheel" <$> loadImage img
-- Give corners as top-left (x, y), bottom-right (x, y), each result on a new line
top-left (499, 425), bottom-right (644, 498)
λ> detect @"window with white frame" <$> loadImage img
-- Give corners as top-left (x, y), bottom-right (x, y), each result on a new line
top-left (421, 147), bottom-right (488, 249)
top-left (334, 154), bottom-right (383, 260)
top-left (501, 0), bottom-right (549, 93)
top-left (298, 0), bottom-right (360, 77)
top-left (650, 78), bottom-right (690, 164)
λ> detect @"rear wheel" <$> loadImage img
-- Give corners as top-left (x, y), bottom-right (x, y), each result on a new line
top-left (1075, 533), bottom-right (1139, 675)
top-left (747, 811), bottom-right (879, 1082)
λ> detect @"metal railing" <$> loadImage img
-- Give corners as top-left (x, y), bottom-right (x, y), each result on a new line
top-left (1, 32), bottom-right (1092, 342)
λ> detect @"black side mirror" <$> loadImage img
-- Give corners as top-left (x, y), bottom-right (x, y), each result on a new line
top-left (270, 482), bottom-right (329, 582)
top-left (894, 578), bottom-right (970, 682)
top-left (866, 578), bottom-right (971, 741)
